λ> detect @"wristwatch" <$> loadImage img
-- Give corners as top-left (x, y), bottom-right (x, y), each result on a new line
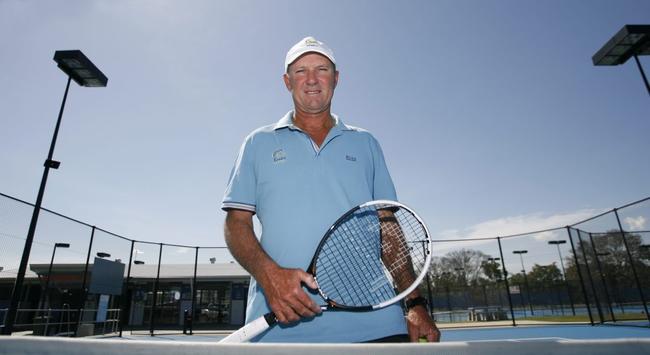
top-left (404, 296), bottom-right (428, 311)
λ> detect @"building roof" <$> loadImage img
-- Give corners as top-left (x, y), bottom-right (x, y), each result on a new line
top-left (0, 262), bottom-right (250, 283)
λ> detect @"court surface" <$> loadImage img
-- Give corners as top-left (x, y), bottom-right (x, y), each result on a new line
top-left (114, 323), bottom-right (650, 342)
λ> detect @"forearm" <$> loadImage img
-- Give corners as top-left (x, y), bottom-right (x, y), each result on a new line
top-left (224, 211), bottom-right (279, 287)
top-left (223, 210), bottom-right (321, 323)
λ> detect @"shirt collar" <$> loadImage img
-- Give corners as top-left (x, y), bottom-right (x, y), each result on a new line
top-left (274, 111), bottom-right (352, 132)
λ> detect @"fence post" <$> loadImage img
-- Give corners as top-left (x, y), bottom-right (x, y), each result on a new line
top-left (588, 233), bottom-right (616, 322)
top-left (566, 226), bottom-right (594, 325)
top-left (44, 308), bottom-right (51, 336)
top-left (149, 243), bottom-right (163, 336)
top-left (119, 240), bottom-right (135, 337)
top-left (190, 247), bottom-right (199, 335)
top-left (613, 208), bottom-right (650, 323)
top-left (76, 226), bottom-right (96, 336)
top-left (576, 230), bottom-right (604, 323)
top-left (497, 237), bottom-right (516, 326)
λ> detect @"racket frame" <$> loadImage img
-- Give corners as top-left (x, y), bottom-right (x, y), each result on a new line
top-left (308, 199), bottom-right (433, 311)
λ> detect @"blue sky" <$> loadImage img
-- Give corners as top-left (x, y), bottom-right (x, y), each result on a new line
top-left (0, 0), bottom-right (649, 270)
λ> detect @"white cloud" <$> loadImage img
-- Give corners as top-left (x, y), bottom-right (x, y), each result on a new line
top-left (436, 208), bottom-right (602, 242)
top-left (624, 216), bottom-right (646, 231)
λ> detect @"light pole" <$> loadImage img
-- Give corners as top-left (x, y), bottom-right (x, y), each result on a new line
top-left (593, 24), bottom-right (650, 96)
top-left (513, 250), bottom-right (534, 316)
top-left (2, 50), bottom-right (107, 335)
top-left (41, 243), bottom-right (70, 310)
top-left (548, 240), bottom-right (576, 315)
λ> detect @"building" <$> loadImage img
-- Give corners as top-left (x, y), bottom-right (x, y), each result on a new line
top-left (0, 261), bottom-right (250, 333)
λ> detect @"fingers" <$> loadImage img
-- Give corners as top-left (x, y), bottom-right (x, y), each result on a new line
top-left (406, 306), bottom-right (441, 343)
top-left (263, 267), bottom-right (321, 324)
top-left (298, 269), bottom-right (318, 290)
top-left (426, 327), bottom-right (441, 342)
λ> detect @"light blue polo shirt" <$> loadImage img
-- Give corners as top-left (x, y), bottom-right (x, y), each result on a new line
top-left (222, 111), bottom-right (406, 342)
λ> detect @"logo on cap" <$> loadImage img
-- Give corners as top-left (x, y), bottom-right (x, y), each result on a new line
top-left (305, 38), bottom-right (319, 46)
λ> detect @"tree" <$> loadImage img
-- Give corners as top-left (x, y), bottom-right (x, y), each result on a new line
top-left (481, 259), bottom-right (503, 283)
top-left (439, 248), bottom-right (488, 286)
top-left (563, 229), bottom-right (650, 305)
top-left (527, 263), bottom-right (562, 287)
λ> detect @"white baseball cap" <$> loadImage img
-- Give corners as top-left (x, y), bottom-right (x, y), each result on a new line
top-left (285, 36), bottom-right (336, 72)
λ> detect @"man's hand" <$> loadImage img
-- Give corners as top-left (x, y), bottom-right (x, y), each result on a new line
top-left (406, 306), bottom-right (440, 342)
top-left (224, 210), bottom-right (321, 324)
top-left (259, 265), bottom-right (322, 324)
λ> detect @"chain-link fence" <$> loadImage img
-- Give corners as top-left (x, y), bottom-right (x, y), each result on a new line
top-left (417, 197), bottom-right (650, 328)
top-left (1, 191), bottom-right (648, 337)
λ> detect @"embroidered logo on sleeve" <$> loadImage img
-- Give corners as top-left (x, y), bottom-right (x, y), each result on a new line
top-left (273, 149), bottom-right (287, 163)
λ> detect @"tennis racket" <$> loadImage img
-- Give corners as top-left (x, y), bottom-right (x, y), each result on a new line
top-left (220, 200), bottom-right (432, 343)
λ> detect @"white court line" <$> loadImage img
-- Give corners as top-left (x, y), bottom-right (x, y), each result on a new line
top-left (465, 337), bottom-right (570, 343)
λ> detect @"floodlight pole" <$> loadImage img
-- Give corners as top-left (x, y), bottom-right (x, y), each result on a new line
top-left (633, 55), bottom-right (650, 96)
top-left (2, 50), bottom-right (107, 335)
top-left (2, 76), bottom-right (72, 335)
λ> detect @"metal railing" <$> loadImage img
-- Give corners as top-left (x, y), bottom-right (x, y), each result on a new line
top-left (0, 307), bottom-right (120, 336)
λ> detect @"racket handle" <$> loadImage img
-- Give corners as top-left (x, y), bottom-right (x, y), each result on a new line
top-left (219, 312), bottom-right (277, 343)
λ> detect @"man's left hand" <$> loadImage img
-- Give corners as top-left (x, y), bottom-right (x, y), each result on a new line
top-left (406, 306), bottom-right (440, 342)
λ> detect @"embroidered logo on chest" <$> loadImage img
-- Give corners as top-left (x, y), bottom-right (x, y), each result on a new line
top-left (345, 154), bottom-right (357, 162)
top-left (272, 149), bottom-right (287, 163)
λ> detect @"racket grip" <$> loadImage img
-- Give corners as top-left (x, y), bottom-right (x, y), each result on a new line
top-left (219, 312), bottom-right (277, 343)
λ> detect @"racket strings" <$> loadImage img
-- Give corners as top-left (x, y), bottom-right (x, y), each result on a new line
top-left (317, 210), bottom-right (394, 305)
top-left (315, 204), bottom-right (429, 308)
top-left (379, 210), bottom-right (428, 292)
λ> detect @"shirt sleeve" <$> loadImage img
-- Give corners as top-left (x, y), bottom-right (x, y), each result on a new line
top-left (369, 135), bottom-right (397, 201)
top-left (221, 134), bottom-right (257, 213)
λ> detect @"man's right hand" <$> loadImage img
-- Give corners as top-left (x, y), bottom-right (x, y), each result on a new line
top-left (224, 210), bottom-right (321, 324)
top-left (259, 265), bottom-right (322, 324)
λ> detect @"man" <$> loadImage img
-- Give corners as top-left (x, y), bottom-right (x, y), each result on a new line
top-left (222, 36), bottom-right (439, 343)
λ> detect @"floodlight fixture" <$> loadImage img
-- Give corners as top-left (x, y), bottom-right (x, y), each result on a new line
top-left (96, 252), bottom-right (111, 258)
top-left (593, 24), bottom-right (650, 95)
top-left (53, 50), bottom-right (108, 87)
